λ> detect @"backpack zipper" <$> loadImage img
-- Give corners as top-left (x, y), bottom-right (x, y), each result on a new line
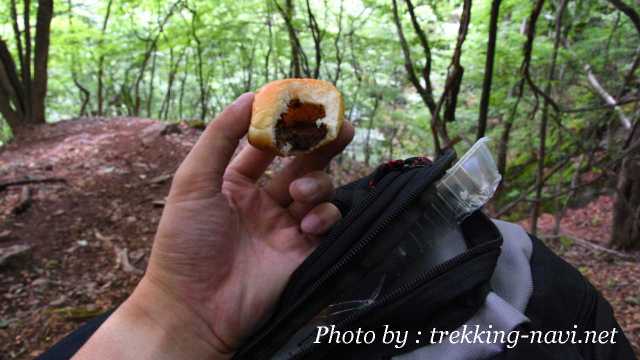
top-left (244, 152), bottom-right (456, 359)
top-left (238, 172), bottom-right (400, 359)
top-left (288, 239), bottom-right (500, 359)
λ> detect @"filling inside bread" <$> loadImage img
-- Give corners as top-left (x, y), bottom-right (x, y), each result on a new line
top-left (275, 99), bottom-right (328, 152)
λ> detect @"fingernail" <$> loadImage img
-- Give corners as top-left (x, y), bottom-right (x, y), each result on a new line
top-left (235, 92), bottom-right (254, 103)
top-left (295, 178), bottom-right (318, 198)
top-left (301, 214), bottom-right (321, 234)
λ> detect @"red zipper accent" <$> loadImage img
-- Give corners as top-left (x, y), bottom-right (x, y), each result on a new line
top-left (368, 157), bottom-right (432, 188)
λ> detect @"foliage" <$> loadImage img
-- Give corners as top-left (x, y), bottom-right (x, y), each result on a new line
top-left (1, 0), bottom-right (638, 222)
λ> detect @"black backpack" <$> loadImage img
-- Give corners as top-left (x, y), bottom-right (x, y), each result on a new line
top-left (234, 149), bottom-right (635, 360)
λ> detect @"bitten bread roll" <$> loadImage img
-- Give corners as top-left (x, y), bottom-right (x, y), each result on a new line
top-left (249, 78), bottom-right (344, 156)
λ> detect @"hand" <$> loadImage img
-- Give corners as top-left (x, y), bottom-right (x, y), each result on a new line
top-left (74, 93), bottom-right (354, 359)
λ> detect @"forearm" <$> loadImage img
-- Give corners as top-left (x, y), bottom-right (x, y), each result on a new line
top-left (74, 278), bottom-right (233, 360)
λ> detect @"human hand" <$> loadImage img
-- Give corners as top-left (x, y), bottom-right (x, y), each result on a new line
top-left (74, 93), bottom-right (354, 359)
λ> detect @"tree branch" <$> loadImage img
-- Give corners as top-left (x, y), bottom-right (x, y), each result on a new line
top-left (405, 0), bottom-right (435, 98)
top-left (435, 0), bottom-right (472, 131)
top-left (391, 0), bottom-right (441, 152)
top-left (305, 0), bottom-right (323, 79)
top-left (584, 64), bottom-right (632, 129)
top-left (608, 0), bottom-right (640, 37)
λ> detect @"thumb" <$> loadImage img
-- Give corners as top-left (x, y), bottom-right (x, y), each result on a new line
top-left (169, 93), bottom-right (255, 200)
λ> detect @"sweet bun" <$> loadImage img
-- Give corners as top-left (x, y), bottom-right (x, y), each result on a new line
top-left (249, 78), bottom-right (344, 156)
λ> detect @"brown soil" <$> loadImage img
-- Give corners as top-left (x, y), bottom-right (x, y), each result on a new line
top-left (0, 117), bottom-right (197, 359)
top-left (529, 196), bottom-right (640, 355)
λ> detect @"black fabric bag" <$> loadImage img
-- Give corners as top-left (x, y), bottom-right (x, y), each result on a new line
top-left (235, 150), bottom-right (636, 360)
top-left (235, 149), bottom-right (506, 359)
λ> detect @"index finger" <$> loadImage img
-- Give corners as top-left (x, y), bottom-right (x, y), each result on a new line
top-left (169, 93), bottom-right (254, 200)
top-left (264, 121), bottom-right (355, 206)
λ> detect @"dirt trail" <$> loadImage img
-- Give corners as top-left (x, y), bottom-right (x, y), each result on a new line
top-left (0, 117), bottom-right (638, 358)
top-left (0, 117), bottom-right (197, 358)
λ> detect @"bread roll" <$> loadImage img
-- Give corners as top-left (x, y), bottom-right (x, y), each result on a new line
top-left (249, 78), bottom-right (344, 156)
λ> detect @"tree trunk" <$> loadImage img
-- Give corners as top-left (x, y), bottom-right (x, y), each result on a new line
top-left (132, 1), bottom-right (178, 116)
top-left (147, 49), bottom-right (157, 118)
top-left (392, 0), bottom-right (441, 153)
top-left (178, 53), bottom-right (189, 120)
top-left (305, 0), bottom-right (322, 79)
top-left (0, 0), bottom-right (53, 135)
top-left (364, 96), bottom-right (380, 167)
top-left (265, 6), bottom-right (273, 84)
top-left (72, 76), bottom-right (90, 116)
top-left (611, 128), bottom-right (640, 249)
top-left (497, 79), bottom-right (525, 177)
top-left (476, 0), bottom-right (502, 140)
top-left (285, 0), bottom-right (301, 77)
top-left (0, 71), bottom-right (21, 129)
top-left (332, 0), bottom-right (344, 85)
top-left (159, 49), bottom-right (183, 120)
top-left (22, 0), bottom-right (34, 123)
top-left (529, 0), bottom-right (566, 235)
top-left (275, 0), bottom-right (309, 78)
top-left (96, 0), bottom-right (113, 116)
top-left (32, 0), bottom-right (53, 123)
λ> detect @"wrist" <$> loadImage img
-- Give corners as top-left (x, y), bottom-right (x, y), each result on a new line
top-left (75, 276), bottom-right (234, 360)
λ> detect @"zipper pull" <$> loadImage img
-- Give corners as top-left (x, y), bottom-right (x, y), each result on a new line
top-left (368, 157), bottom-right (432, 188)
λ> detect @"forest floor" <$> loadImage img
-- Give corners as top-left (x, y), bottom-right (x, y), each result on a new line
top-left (0, 117), bottom-right (638, 359)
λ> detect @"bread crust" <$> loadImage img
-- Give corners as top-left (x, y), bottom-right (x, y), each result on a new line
top-left (249, 78), bottom-right (344, 156)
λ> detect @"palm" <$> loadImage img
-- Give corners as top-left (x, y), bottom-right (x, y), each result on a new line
top-left (150, 170), bottom-right (317, 347)
top-left (144, 94), bottom-right (353, 351)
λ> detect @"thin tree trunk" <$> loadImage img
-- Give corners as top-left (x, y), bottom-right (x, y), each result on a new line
top-left (132, 1), bottom-right (179, 116)
top-left (391, 0), bottom-right (441, 152)
top-left (388, 126), bottom-right (400, 160)
top-left (364, 96), bottom-right (380, 167)
top-left (285, 0), bottom-right (301, 77)
top-left (31, 0), bottom-right (53, 123)
top-left (1, 0), bottom-right (52, 130)
top-left (530, 0), bottom-right (567, 235)
top-left (9, 0), bottom-right (26, 118)
top-left (435, 0), bottom-right (471, 130)
top-left (194, 29), bottom-right (207, 120)
top-left (242, 42), bottom-right (256, 92)
top-left (73, 76), bottom-right (90, 116)
top-left (274, 0), bottom-right (309, 77)
top-left (22, 0), bottom-right (33, 122)
top-left (0, 39), bottom-right (24, 124)
top-left (611, 126), bottom-right (640, 249)
top-left (146, 49), bottom-right (157, 118)
top-left (332, 0), bottom-right (344, 85)
top-left (96, 0), bottom-right (113, 116)
top-left (67, 0), bottom-right (94, 117)
top-left (178, 54), bottom-right (189, 120)
top-left (0, 70), bottom-right (20, 128)
top-left (159, 49), bottom-right (184, 120)
top-left (497, 79), bottom-right (525, 177)
top-left (265, 5), bottom-right (273, 84)
top-left (305, 0), bottom-right (322, 79)
top-left (477, 0), bottom-right (502, 140)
